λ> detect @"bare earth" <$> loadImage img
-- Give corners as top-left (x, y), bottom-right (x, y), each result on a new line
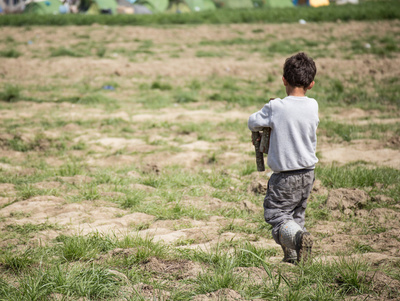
top-left (0, 19), bottom-right (400, 299)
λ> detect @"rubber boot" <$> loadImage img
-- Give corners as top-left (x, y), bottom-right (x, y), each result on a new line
top-left (295, 230), bottom-right (313, 263)
top-left (279, 220), bottom-right (313, 263)
top-left (281, 245), bottom-right (297, 264)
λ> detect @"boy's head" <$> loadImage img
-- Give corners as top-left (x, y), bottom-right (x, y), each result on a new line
top-left (283, 52), bottom-right (316, 90)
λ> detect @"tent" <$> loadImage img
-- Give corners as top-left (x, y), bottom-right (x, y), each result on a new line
top-left (80, 0), bottom-right (117, 14)
top-left (132, 4), bottom-right (153, 13)
top-left (1, 0), bottom-right (25, 13)
top-left (292, 0), bottom-right (329, 6)
top-left (167, 1), bottom-right (191, 13)
top-left (309, 0), bottom-right (329, 7)
top-left (117, 0), bottom-right (153, 14)
top-left (292, 0), bottom-right (308, 5)
top-left (336, 0), bottom-right (358, 4)
top-left (265, 0), bottom-right (293, 8)
top-left (136, 0), bottom-right (168, 13)
top-left (185, 0), bottom-right (216, 12)
top-left (214, 0), bottom-right (253, 9)
top-left (24, 0), bottom-right (62, 14)
top-left (167, 0), bottom-right (215, 13)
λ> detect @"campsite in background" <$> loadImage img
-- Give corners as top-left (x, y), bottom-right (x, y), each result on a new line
top-left (0, 0), bottom-right (356, 15)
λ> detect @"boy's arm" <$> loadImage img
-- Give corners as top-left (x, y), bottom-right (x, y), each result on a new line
top-left (248, 102), bottom-right (272, 132)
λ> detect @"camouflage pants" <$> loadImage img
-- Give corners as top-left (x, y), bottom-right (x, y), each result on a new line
top-left (263, 169), bottom-right (315, 245)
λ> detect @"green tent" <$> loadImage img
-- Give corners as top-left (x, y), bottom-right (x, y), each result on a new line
top-left (167, 2), bottom-right (191, 13)
top-left (137, 0), bottom-right (169, 13)
top-left (264, 0), bottom-right (293, 8)
top-left (185, 0), bottom-right (216, 11)
top-left (24, 0), bottom-right (62, 15)
top-left (167, 0), bottom-right (215, 13)
top-left (214, 0), bottom-right (253, 9)
top-left (80, 0), bottom-right (117, 14)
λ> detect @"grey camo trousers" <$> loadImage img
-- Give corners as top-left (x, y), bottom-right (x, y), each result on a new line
top-left (263, 169), bottom-right (315, 245)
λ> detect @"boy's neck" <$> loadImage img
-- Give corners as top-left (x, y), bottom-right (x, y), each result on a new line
top-left (286, 86), bottom-right (307, 97)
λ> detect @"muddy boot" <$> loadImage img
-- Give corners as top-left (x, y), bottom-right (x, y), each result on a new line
top-left (281, 245), bottom-right (297, 264)
top-left (279, 220), bottom-right (313, 264)
top-left (295, 231), bottom-right (313, 263)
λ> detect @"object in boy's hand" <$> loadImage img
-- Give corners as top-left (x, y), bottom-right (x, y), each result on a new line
top-left (252, 131), bottom-right (265, 172)
top-left (260, 127), bottom-right (271, 154)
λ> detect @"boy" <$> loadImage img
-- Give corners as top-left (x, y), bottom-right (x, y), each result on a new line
top-left (248, 52), bottom-right (319, 264)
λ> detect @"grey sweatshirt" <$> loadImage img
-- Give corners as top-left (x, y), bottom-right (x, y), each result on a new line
top-left (248, 96), bottom-right (319, 172)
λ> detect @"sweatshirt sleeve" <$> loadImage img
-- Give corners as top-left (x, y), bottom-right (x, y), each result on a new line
top-left (248, 102), bottom-right (273, 132)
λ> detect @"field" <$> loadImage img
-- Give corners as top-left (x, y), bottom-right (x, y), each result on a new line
top-left (0, 13), bottom-right (400, 300)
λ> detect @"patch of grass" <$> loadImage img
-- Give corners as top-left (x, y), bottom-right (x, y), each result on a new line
top-left (54, 264), bottom-right (124, 299)
top-left (199, 37), bottom-right (264, 47)
top-left (195, 50), bottom-right (225, 58)
top-left (316, 163), bottom-right (400, 196)
top-left (139, 94), bottom-right (173, 109)
top-left (266, 40), bottom-right (304, 55)
top-left (239, 162), bottom-right (258, 176)
top-left (241, 249), bottom-right (287, 299)
top-left (115, 235), bottom-right (170, 265)
top-left (151, 80), bottom-right (172, 91)
top-left (0, 84), bottom-right (21, 102)
top-left (218, 220), bottom-right (268, 238)
top-left (194, 264), bottom-right (244, 294)
top-left (352, 241), bottom-right (375, 254)
top-left (77, 184), bottom-right (100, 201)
top-left (174, 91), bottom-right (198, 103)
top-left (334, 258), bottom-right (372, 295)
top-left (65, 93), bottom-right (117, 105)
top-left (131, 222), bottom-right (151, 231)
top-left (376, 76), bottom-right (400, 107)
top-left (15, 183), bottom-right (41, 200)
top-left (350, 34), bottom-right (399, 57)
top-left (129, 195), bottom-right (208, 221)
top-left (176, 121), bottom-right (214, 141)
top-left (208, 91), bottom-right (266, 107)
top-left (2, 264), bottom-right (125, 300)
top-left (7, 133), bottom-right (50, 152)
top-left (97, 46), bottom-right (106, 57)
top-left (5, 222), bottom-right (61, 235)
top-left (187, 79), bottom-right (202, 90)
top-left (174, 238), bottom-right (196, 246)
top-left (319, 119), bottom-right (400, 142)
top-left (50, 46), bottom-right (85, 57)
top-left (119, 190), bottom-right (148, 209)
top-left (11, 269), bottom-right (53, 300)
top-left (56, 232), bottom-right (116, 261)
top-left (0, 248), bottom-right (35, 273)
top-left (0, 49), bottom-right (21, 58)
top-left (235, 242), bottom-right (278, 267)
top-left (56, 161), bottom-right (87, 177)
top-left (307, 194), bottom-right (330, 227)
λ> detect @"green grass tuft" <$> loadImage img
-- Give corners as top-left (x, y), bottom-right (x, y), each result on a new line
top-left (0, 49), bottom-right (21, 58)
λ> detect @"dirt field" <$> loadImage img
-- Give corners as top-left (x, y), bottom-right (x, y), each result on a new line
top-left (0, 19), bottom-right (400, 300)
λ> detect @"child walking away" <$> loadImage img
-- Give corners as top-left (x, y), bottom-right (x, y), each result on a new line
top-left (248, 52), bottom-right (319, 264)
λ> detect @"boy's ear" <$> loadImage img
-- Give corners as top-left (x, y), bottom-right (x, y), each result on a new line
top-left (307, 81), bottom-right (315, 90)
top-left (282, 77), bottom-right (289, 86)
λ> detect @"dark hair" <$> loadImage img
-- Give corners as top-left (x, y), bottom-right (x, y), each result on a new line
top-left (283, 52), bottom-right (316, 88)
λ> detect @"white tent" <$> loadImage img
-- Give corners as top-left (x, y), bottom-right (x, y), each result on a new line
top-left (0, 0), bottom-right (26, 13)
top-left (336, 0), bottom-right (359, 4)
